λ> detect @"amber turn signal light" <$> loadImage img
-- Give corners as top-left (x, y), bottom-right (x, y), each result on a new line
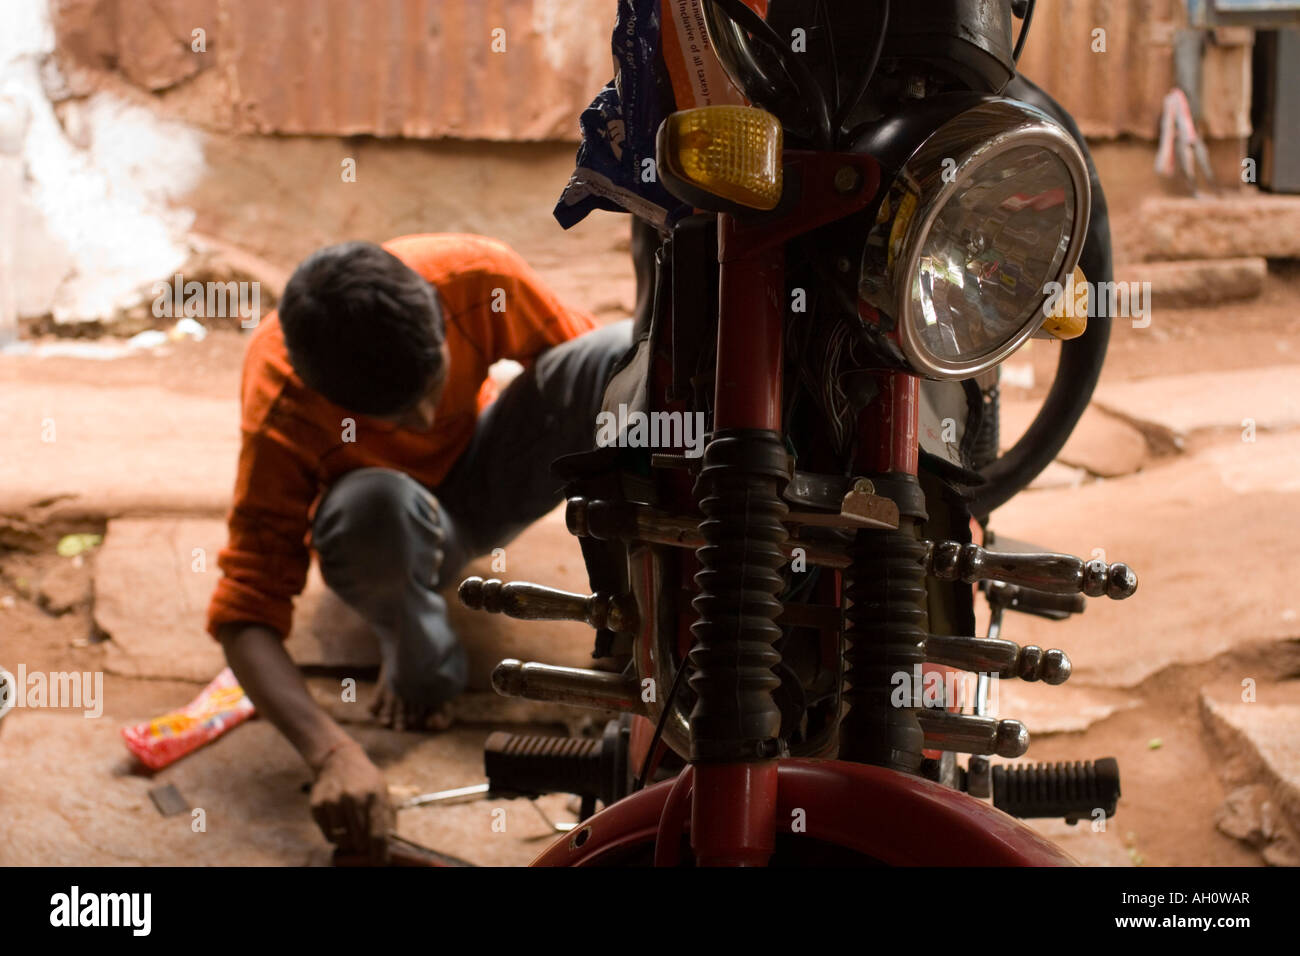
top-left (657, 106), bottom-right (783, 213)
top-left (1042, 265), bottom-right (1089, 340)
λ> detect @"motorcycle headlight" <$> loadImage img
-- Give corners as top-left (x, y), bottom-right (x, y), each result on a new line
top-left (859, 99), bottom-right (1091, 380)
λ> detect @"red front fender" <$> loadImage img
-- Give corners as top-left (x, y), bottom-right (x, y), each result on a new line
top-left (532, 758), bottom-right (1076, 866)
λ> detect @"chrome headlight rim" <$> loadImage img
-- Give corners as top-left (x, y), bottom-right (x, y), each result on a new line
top-left (861, 98), bottom-right (1093, 381)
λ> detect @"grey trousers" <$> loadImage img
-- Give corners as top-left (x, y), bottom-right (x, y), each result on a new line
top-left (312, 321), bottom-right (632, 707)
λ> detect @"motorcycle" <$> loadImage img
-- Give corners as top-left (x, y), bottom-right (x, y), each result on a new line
top-left (458, 0), bottom-right (1137, 866)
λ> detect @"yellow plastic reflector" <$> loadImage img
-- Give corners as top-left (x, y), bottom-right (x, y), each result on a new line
top-left (660, 106), bottom-right (783, 211)
top-left (1042, 265), bottom-right (1089, 340)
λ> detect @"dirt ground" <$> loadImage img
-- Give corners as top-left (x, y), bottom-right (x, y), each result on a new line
top-left (2, 209), bottom-right (1298, 866)
top-left (989, 267), bottom-right (1300, 867)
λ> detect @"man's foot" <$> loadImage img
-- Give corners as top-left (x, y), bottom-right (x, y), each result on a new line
top-left (369, 672), bottom-right (454, 732)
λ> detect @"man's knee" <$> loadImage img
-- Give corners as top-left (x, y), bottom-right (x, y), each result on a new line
top-left (313, 468), bottom-right (434, 591)
top-left (534, 320), bottom-right (633, 416)
top-left (578, 320), bottom-right (634, 388)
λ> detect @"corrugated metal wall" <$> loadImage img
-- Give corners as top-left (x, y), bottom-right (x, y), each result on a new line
top-left (1016, 0), bottom-right (1182, 139)
top-left (219, 0), bottom-right (613, 140)
top-left (226, 0), bottom-right (1184, 141)
top-left (51, 0), bottom-right (1247, 142)
top-left (1016, 0), bottom-right (1251, 140)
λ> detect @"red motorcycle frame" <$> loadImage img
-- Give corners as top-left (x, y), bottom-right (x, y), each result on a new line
top-left (527, 152), bottom-right (1074, 867)
top-left (534, 761), bottom-right (1073, 866)
top-left (458, 1), bottom-right (1138, 868)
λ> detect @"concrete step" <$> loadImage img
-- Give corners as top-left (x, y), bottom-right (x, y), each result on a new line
top-left (1139, 195), bottom-right (1300, 260)
top-left (1115, 257), bottom-right (1266, 309)
top-left (1199, 683), bottom-right (1300, 865)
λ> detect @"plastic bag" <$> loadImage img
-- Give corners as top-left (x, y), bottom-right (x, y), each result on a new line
top-left (556, 0), bottom-right (746, 229)
top-left (121, 667), bottom-right (255, 770)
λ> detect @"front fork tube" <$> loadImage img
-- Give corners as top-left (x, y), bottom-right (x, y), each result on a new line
top-left (692, 762), bottom-right (780, 867)
top-left (839, 372), bottom-right (929, 771)
top-left (686, 237), bottom-right (787, 867)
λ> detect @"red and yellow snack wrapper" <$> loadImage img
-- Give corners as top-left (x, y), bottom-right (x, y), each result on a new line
top-left (121, 667), bottom-right (255, 770)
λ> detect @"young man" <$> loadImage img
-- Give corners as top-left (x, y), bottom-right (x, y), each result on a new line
top-left (207, 234), bottom-right (630, 862)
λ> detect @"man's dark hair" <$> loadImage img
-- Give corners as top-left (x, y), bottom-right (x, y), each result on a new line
top-left (279, 241), bottom-right (445, 416)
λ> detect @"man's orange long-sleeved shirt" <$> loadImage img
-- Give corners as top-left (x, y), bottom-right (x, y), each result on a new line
top-left (206, 234), bottom-right (597, 639)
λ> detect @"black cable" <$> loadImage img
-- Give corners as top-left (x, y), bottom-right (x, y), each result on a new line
top-left (1012, 0), bottom-right (1036, 64)
top-left (703, 0), bottom-right (834, 148)
top-left (831, 0), bottom-right (890, 142)
top-left (819, 0), bottom-right (841, 117)
top-left (632, 657), bottom-right (692, 792)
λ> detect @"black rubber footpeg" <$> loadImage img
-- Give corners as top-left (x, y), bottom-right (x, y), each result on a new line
top-left (992, 757), bottom-right (1120, 824)
top-left (986, 580), bottom-right (1086, 620)
top-left (484, 718), bottom-right (629, 807)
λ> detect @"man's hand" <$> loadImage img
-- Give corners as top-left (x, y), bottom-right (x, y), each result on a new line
top-left (310, 738), bottom-right (393, 863)
top-left (218, 623), bottom-right (395, 862)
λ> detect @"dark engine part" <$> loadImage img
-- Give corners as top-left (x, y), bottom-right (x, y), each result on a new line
top-left (873, 0), bottom-right (1016, 92)
top-left (484, 718), bottom-right (630, 816)
top-left (766, 0), bottom-right (1017, 105)
top-left (968, 381), bottom-right (1000, 470)
top-left (992, 757), bottom-right (1121, 824)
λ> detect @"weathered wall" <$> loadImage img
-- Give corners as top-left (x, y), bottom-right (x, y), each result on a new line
top-left (20, 0), bottom-right (1255, 327)
top-left (50, 0), bottom-right (614, 141)
top-left (1015, 0), bottom-right (1252, 140)
top-left (49, 0), bottom-right (1250, 144)
top-left (218, 0), bottom-right (613, 139)
top-left (3, 2), bottom-right (207, 323)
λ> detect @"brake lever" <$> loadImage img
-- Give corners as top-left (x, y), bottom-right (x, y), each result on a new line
top-left (924, 540), bottom-right (1137, 599)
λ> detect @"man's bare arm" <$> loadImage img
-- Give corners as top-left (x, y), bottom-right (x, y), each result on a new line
top-left (217, 623), bottom-right (391, 860)
top-left (217, 622), bottom-right (347, 769)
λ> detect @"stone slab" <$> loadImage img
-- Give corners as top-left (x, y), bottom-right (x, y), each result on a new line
top-left (94, 507), bottom-right (598, 688)
top-left (0, 382), bottom-right (237, 515)
top-left (993, 680), bottom-right (1138, 736)
top-left (1001, 402), bottom-right (1149, 478)
top-left (1093, 365), bottom-right (1300, 440)
top-left (0, 709), bottom-right (571, 866)
top-left (988, 431), bottom-right (1300, 688)
top-left (1199, 684), bottom-right (1300, 865)
top-left (1027, 461), bottom-right (1089, 490)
